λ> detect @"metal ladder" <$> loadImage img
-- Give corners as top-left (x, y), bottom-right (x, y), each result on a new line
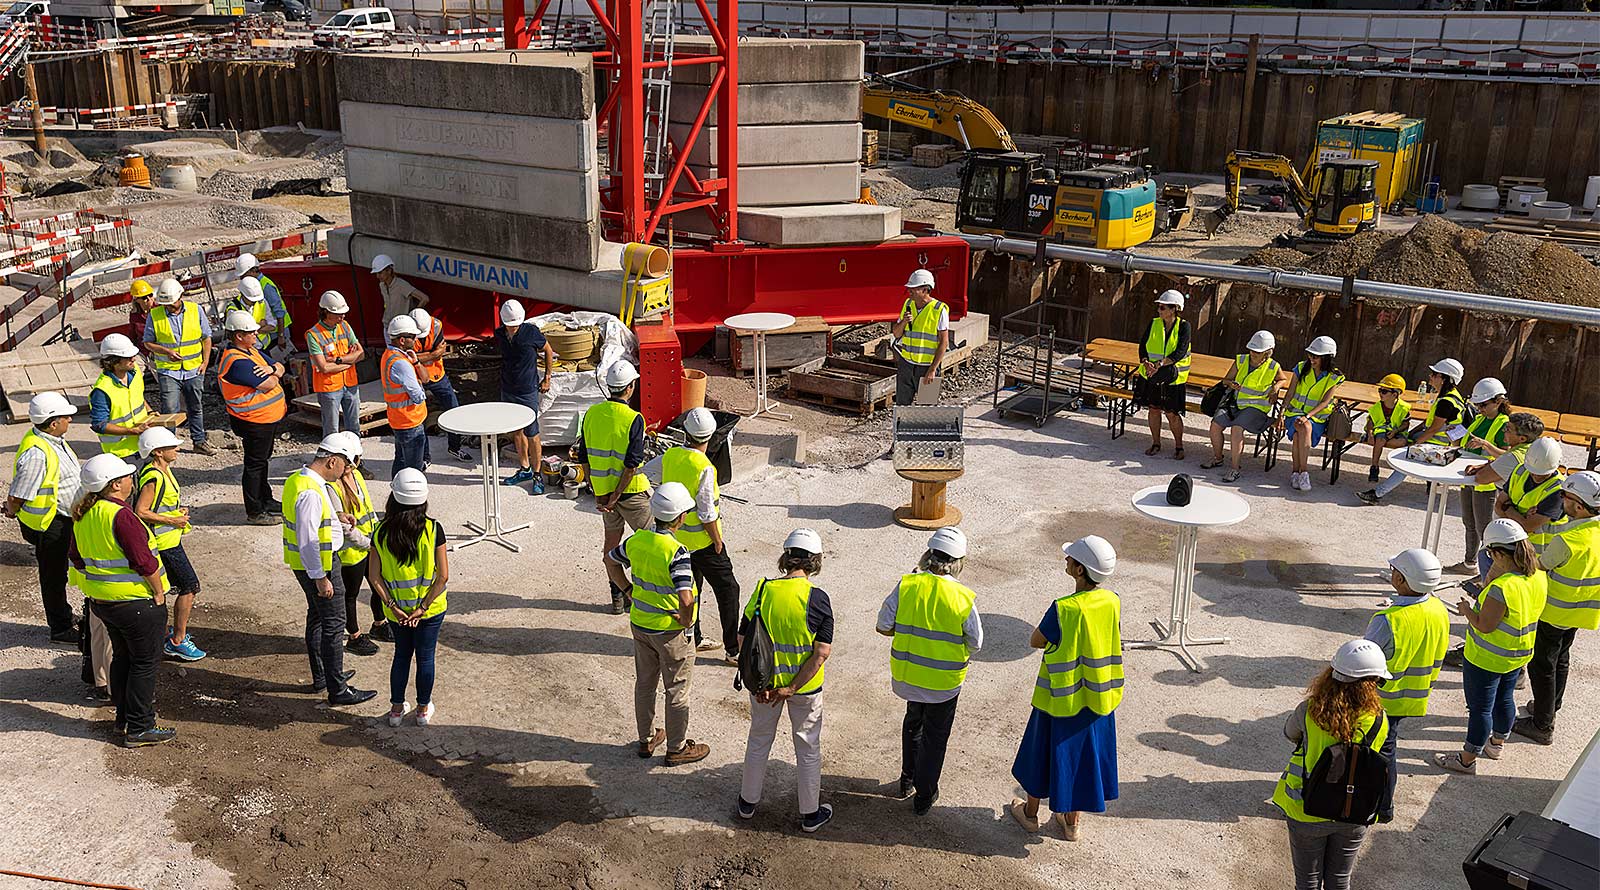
top-left (640, 0), bottom-right (676, 200)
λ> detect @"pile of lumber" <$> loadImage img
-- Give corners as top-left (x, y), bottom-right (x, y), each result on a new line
top-left (1484, 215), bottom-right (1600, 247)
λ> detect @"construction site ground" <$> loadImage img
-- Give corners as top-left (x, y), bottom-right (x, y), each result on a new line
top-left (0, 403), bottom-right (1595, 890)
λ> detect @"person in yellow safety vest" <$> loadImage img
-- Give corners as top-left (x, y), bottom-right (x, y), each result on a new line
top-left (875, 526), bottom-right (983, 816)
top-left (326, 431), bottom-right (387, 656)
top-left (1455, 378), bottom-right (1514, 571)
top-left (306, 290), bottom-right (365, 439)
top-left (604, 482), bottom-right (710, 767)
top-left (89, 334), bottom-right (152, 459)
top-left (1201, 330), bottom-right (1281, 484)
top-left (218, 310), bottom-right (288, 524)
top-left (1009, 535), bottom-right (1123, 842)
top-left (663, 407), bottom-right (741, 664)
top-left (69, 453), bottom-right (174, 747)
top-left (411, 308), bottom-right (470, 463)
top-left (283, 434), bottom-right (378, 708)
top-left (1272, 640), bottom-right (1391, 890)
top-left (1360, 358), bottom-right (1467, 505)
top-left (1280, 336), bottom-right (1347, 493)
top-left (1437, 518), bottom-right (1548, 775)
top-left (381, 315), bottom-right (430, 479)
top-left (578, 360), bottom-right (653, 614)
top-left (5, 392), bottom-right (86, 643)
top-left (227, 277), bottom-right (278, 353)
top-left (1362, 548), bottom-right (1450, 823)
top-left (369, 468), bottom-right (449, 728)
top-left (131, 426), bottom-right (205, 663)
top-left (736, 528), bottom-right (836, 832)
top-left (1512, 471), bottom-right (1600, 746)
top-left (235, 253), bottom-right (292, 356)
top-left (890, 268), bottom-right (949, 407)
top-left (1133, 290), bottom-right (1193, 460)
top-left (142, 278), bottom-right (216, 456)
top-left (1360, 374), bottom-right (1412, 485)
top-left (1495, 436), bottom-right (1566, 553)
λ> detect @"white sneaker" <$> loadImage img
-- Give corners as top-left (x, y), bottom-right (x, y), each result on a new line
top-left (387, 701), bottom-right (408, 727)
top-left (1300, 472), bottom-right (1313, 491)
top-left (416, 703), bottom-right (436, 726)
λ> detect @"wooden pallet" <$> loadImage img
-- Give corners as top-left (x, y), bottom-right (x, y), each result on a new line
top-left (288, 381), bottom-right (392, 433)
top-left (789, 390), bottom-right (894, 417)
top-left (787, 355), bottom-right (896, 416)
top-left (1484, 215), bottom-right (1600, 246)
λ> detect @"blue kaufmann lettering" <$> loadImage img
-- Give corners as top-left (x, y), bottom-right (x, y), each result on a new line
top-left (416, 254), bottom-right (530, 291)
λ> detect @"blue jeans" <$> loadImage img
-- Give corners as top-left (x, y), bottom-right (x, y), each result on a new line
top-left (391, 612), bottom-right (444, 706)
top-left (317, 387), bottom-right (360, 438)
top-left (157, 374), bottom-right (205, 444)
top-left (424, 378), bottom-right (463, 451)
top-left (1461, 659), bottom-right (1520, 753)
top-left (392, 425), bottom-right (427, 478)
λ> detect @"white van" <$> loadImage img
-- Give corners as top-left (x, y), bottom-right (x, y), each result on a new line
top-left (0, 0), bottom-right (49, 30)
top-left (313, 6), bottom-right (395, 41)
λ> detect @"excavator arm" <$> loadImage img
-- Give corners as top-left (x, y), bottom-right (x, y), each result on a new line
top-left (1222, 150), bottom-right (1313, 218)
top-left (861, 78), bottom-right (1015, 152)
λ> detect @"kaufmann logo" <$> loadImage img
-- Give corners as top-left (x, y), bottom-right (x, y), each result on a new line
top-left (396, 117), bottom-right (516, 153)
top-left (415, 253), bottom-right (530, 291)
top-left (399, 160), bottom-right (516, 201)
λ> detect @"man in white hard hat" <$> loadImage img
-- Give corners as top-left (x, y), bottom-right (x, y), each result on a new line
top-left (1455, 378), bottom-right (1514, 570)
top-left (371, 254), bottom-right (430, 327)
top-left (1279, 335), bottom-right (1345, 492)
top-left (1494, 436), bottom-right (1565, 551)
top-left (5, 392), bottom-right (84, 643)
top-left (89, 334), bottom-right (153, 459)
top-left (227, 276), bottom-right (283, 354)
top-left (496, 300), bottom-right (554, 491)
top-left (382, 314), bottom-right (431, 478)
top-left (218, 309), bottom-right (289, 523)
top-left (144, 278), bottom-right (216, 456)
top-left (1360, 357), bottom-right (1468, 505)
top-left (236, 253), bottom-right (292, 354)
top-left (1201, 330), bottom-right (1280, 484)
top-left (605, 482), bottom-right (710, 766)
top-left (410, 308), bottom-right (470, 463)
top-left (1514, 470), bottom-right (1600, 745)
top-left (1363, 547), bottom-right (1450, 822)
top-left (283, 434), bottom-right (378, 706)
top-left (578, 359), bottom-right (654, 613)
top-left (890, 268), bottom-right (949, 408)
top-left (876, 527), bottom-right (982, 815)
top-left (662, 407), bottom-right (741, 663)
top-left (306, 290), bottom-right (366, 439)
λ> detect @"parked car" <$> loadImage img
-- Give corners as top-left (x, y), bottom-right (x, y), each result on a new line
top-left (0, 0), bottom-right (48, 30)
top-left (313, 5), bottom-right (395, 40)
top-left (244, 0), bottom-right (313, 23)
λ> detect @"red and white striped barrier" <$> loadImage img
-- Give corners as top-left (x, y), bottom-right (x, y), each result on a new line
top-left (90, 228), bottom-right (333, 310)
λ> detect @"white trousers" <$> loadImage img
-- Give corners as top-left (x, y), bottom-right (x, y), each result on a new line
top-left (741, 692), bottom-right (824, 815)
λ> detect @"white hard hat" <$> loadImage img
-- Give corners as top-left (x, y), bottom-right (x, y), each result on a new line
top-left (1482, 517), bottom-right (1529, 548)
top-left (224, 309), bottom-right (260, 333)
top-left (27, 391), bottom-right (77, 424)
top-left (386, 314), bottom-right (421, 340)
top-left (1469, 377), bottom-right (1507, 404)
top-left (1246, 330), bottom-right (1275, 352)
top-left (81, 453), bottom-right (136, 494)
top-left (1062, 534), bottom-right (1117, 582)
top-left (1387, 548), bottom-right (1442, 594)
top-left (1155, 289), bottom-right (1185, 309)
top-left (391, 467), bottom-right (429, 505)
top-left (237, 276), bottom-right (265, 304)
top-left (319, 290), bottom-right (350, 313)
top-left (1562, 470), bottom-right (1600, 509)
top-left (651, 481), bottom-right (695, 521)
top-left (409, 308), bottom-right (433, 333)
top-left (499, 299), bottom-right (525, 327)
top-left (235, 252), bottom-right (260, 275)
top-left (605, 360), bottom-right (640, 391)
top-left (155, 279), bottom-right (184, 305)
top-left (1429, 358), bottom-right (1464, 383)
top-left (904, 269), bottom-right (935, 290)
top-left (682, 407), bottom-right (716, 440)
top-left (783, 527), bottom-right (823, 555)
top-left (99, 333), bottom-right (139, 359)
top-left (1331, 638), bottom-right (1393, 682)
top-left (1524, 437), bottom-right (1562, 476)
top-left (137, 425), bottom-right (182, 459)
top-left (369, 254), bottom-right (395, 275)
top-left (317, 431), bottom-right (362, 461)
top-left (927, 526), bottom-right (968, 559)
top-left (1306, 335), bottom-right (1337, 357)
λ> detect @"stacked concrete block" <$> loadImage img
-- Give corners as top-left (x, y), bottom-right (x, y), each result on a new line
top-left (337, 52), bottom-right (602, 272)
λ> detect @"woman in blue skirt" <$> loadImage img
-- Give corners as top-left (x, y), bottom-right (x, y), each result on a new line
top-left (1010, 535), bottom-right (1123, 841)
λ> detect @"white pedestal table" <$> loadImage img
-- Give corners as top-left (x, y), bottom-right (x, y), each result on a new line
top-left (1129, 483), bottom-right (1250, 672)
top-left (723, 312), bottom-right (796, 420)
top-left (1385, 450), bottom-right (1487, 554)
top-left (438, 402), bottom-right (538, 552)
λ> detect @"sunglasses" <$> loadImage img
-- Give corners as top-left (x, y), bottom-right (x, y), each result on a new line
top-left (1378, 388), bottom-right (1400, 396)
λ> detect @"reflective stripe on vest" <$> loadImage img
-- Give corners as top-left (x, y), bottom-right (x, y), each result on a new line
top-left (255, 274), bottom-right (292, 347)
top-left (1507, 465), bottom-right (1565, 549)
top-left (1135, 317), bottom-right (1190, 386)
top-left (582, 400), bottom-right (650, 498)
top-left (1423, 389), bottom-right (1467, 445)
top-left (1366, 400), bottom-right (1411, 440)
top-left (228, 297), bottom-right (273, 348)
top-left (1377, 596), bottom-right (1451, 717)
top-left (417, 319), bottom-right (446, 383)
top-left (218, 347), bottom-right (288, 423)
top-left (1271, 710), bottom-right (1387, 823)
top-left (1543, 517), bottom-right (1600, 631)
top-left (626, 530), bottom-right (696, 632)
top-left (381, 347), bottom-right (427, 430)
top-left (91, 371), bottom-right (149, 457)
top-left (338, 470), bottom-right (379, 567)
top-left (1466, 413), bottom-right (1511, 491)
top-left (150, 304), bottom-right (204, 372)
top-left (13, 429), bottom-right (60, 532)
top-left (376, 519), bottom-right (447, 621)
top-left (1286, 364), bottom-right (1345, 422)
top-left (890, 572), bottom-right (976, 694)
top-left (308, 321), bottom-right (360, 393)
top-left (1031, 587), bottom-right (1124, 717)
top-left (70, 498), bottom-right (165, 601)
top-left (896, 298), bottom-right (947, 366)
top-left (136, 462), bottom-right (187, 551)
top-left (281, 468), bottom-right (335, 573)
top-left (661, 447), bottom-right (719, 552)
top-left (1233, 354), bottom-right (1280, 413)
top-left (1465, 571), bottom-right (1548, 672)
top-left (750, 577), bottom-right (824, 694)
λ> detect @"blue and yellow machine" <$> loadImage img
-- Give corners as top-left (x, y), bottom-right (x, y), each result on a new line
top-left (957, 151), bottom-right (1157, 249)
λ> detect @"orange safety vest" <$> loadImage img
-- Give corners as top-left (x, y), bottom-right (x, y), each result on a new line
top-left (381, 346), bottom-right (427, 431)
top-left (218, 346), bottom-right (287, 423)
top-left (415, 318), bottom-right (446, 384)
top-left (307, 320), bottom-right (360, 393)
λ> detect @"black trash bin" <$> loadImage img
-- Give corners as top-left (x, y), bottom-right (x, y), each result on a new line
top-left (664, 408), bottom-right (741, 484)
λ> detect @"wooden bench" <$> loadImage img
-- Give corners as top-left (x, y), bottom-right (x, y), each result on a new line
top-left (1557, 414), bottom-right (1600, 470)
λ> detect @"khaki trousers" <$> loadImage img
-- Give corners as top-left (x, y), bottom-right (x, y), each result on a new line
top-left (89, 609), bottom-right (111, 688)
top-left (632, 625), bottom-right (694, 751)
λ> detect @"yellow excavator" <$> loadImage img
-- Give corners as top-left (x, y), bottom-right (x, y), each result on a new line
top-left (860, 77), bottom-right (1016, 151)
top-left (1212, 150), bottom-right (1380, 239)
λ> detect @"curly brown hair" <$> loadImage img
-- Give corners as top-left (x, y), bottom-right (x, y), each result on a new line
top-left (1305, 667), bottom-right (1383, 741)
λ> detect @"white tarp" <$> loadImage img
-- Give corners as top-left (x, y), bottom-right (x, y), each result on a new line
top-left (528, 310), bottom-right (636, 447)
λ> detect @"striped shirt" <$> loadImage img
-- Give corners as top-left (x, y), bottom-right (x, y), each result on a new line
top-left (609, 535), bottom-right (694, 635)
top-left (9, 430), bottom-right (82, 510)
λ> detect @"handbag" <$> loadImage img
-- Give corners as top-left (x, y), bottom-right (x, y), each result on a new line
top-left (1201, 382), bottom-right (1234, 418)
top-left (1149, 363), bottom-right (1178, 386)
top-left (1324, 407), bottom-right (1353, 442)
top-left (1166, 474), bottom-right (1193, 507)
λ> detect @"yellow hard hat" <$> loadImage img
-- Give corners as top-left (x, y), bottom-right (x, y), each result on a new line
top-left (1378, 374), bottom-right (1407, 390)
top-left (129, 280), bottom-right (154, 299)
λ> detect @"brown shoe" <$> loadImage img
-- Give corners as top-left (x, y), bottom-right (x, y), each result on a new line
top-left (664, 740), bottom-right (709, 766)
top-left (637, 728), bottom-right (665, 759)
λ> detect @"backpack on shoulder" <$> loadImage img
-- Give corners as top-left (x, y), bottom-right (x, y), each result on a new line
top-left (735, 580), bottom-right (777, 694)
top-left (1301, 717), bottom-right (1392, 825)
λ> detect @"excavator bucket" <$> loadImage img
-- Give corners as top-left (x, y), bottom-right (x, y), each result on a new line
top-left (1202, 204), bottom-right (1232, 238)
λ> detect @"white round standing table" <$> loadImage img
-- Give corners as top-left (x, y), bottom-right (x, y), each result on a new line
top-left (439, 402), bottom-right (538, 552)
top-left (1385, 451), bottom-right (1487, 554)
top-left (723, 312), bottom-right (796, 420)
top-left (1129, 483), bottom-right (1250, 672)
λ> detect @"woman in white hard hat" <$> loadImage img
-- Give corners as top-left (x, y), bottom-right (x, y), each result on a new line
top-left (1437, 518), bottom-right (1548, 775)
top-left (494, 299), bottom-right (554, 493)
top-left (218, 309), bottom-right (289, 524)
top-left (1493, 436), bottom-right (1566, 554)
top-left (1009, 535), bottom-right (1122, 842)
top-left (1279, 336), bottom-right (1346, 492)
top-left (1132, 290), bottom-right (1192, 460)
top-left (1202, 330), bottom-right (1281, 483)
top-left (369, 468), bottom-right (449, 727)
top-left (1273, 640), bottom-right (1391, 890)
top-left (305, 289), bottom-right (365, 439)
top-left (329, 431), bottom-right (387, 655)
top-left (132, 426), bottom-right (205, 662)
top-left (1455, 378), bottom-right (1514, 570)
top-left (736, 528), bottom-right (835, 833)
top-left (69, 453), bottom-right (175, 746)
top-left (89, 334), bottom-right (153, 459)
top-left (1360, 358), bottom-right (1468, 505)
top-left (5, 392), bottom-right (84, 643)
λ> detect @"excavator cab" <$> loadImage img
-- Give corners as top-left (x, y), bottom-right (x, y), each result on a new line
top-left (956, 151), bottom-right (1038, 235)
top-left (1307, 159), bottom-right (1379, 236)
top-left (958, 152), bottom-right (1157, 249)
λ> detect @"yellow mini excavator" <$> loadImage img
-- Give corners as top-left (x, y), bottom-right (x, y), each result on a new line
top-left (1211, 150), bottom-right (1380, 239)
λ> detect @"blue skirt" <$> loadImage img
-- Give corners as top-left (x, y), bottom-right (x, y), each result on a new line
top-left (1011, 707), bottom-right (1119, 814)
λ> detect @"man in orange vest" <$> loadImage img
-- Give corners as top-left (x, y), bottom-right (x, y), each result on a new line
top-left (410, 308), bottom-right (469, 463)
top-left (306, 290), bottom-right (366, 439)
top-left (218, 310), bottom-right (288, 524)
top-left (381, 315), bottom-right (429, 478)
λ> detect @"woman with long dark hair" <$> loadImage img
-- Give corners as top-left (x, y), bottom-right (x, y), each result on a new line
top-left (368, 469), bottom-right (449, 727)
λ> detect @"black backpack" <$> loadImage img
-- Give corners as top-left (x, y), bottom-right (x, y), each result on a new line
top-left (1301, 716), bottom-right (1392, 825)
top-left (735, 580), bottom-right (777, 693)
